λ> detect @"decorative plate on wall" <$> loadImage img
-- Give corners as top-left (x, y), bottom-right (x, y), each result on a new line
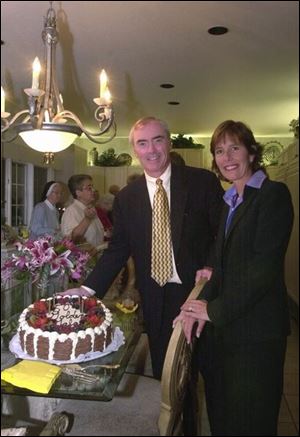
top-left (262, 141), bottom-right (283, 166)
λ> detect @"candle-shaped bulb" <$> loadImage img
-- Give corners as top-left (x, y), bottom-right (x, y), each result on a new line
top-left (32, 57), bottom-right (41, 89)
top-left (1, 86), bottom-right (5, 113)
top-left (103, 87), bottom-right (112, 104)
top-left (99, 69), bottom-right (108, 98)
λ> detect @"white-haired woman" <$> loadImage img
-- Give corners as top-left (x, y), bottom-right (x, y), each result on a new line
top-left (29, 181), bottom-right (63, 240)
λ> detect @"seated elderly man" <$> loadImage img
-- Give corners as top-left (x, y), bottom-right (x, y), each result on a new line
top-left (61, 174), bottom-right (105, 250)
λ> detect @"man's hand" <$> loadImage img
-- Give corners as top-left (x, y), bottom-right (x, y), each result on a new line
top-left (57, 287), bottom-right (92, 297)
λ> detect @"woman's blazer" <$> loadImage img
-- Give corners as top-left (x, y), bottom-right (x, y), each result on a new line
top-left (200, 178), bottom-right (294, 344)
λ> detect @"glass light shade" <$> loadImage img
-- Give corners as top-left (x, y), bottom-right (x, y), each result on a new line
top-left (15, 123), bottom-right (82, 153)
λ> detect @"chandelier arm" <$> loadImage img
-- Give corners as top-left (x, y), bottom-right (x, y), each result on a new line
top-left (1, 129), bottom-right (19, 143)
top-left (1, 110), bottom-right (30, 134)
top-left (53, 110), bottom-right (116, 143)
top-left (37, 108), bottom-right (46, 129)
top-left (43, 3), bottom-right (58, 115)
top-left (48, 23), bottom-right (64, 114)
top-left (82, 122), bottom-right (117, 144)
top-left (23, 115), bottom-right (31, 123)
top-left (94, 106), bottom-right (114, 133)
top-left (52, 53), bottom-right (64, 114)
top-left (54, 109), bottom-right (113, 133)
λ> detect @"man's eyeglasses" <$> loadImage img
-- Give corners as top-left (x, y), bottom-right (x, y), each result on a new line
top-left (81, 185), bottom-right (94, 192)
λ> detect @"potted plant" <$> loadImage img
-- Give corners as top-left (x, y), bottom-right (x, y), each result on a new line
top-left (171, 134), bottom-right (205, 149)
top-left (289, 117), bottom-right (299, 138)
top-left (96, 148), bottom-right (132, 166)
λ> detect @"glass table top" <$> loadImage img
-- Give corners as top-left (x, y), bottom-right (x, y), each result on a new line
top-left (1, 305), bottom-right (143, 402)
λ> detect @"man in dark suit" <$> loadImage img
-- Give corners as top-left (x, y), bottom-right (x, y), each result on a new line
top-left (69, 117), bottom-right (224, 379)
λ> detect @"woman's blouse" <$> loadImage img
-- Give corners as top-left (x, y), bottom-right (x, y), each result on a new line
top-left (29, 200), bottom-right (60, 240)
top-left (61, 199), bottom-right (104, 247)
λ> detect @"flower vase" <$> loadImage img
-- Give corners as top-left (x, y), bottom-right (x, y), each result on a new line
top-left (1, 277), bottom-right (31, 321)
top-left (31, 272), bottom-right (69, 301)
top-left (47, 273), bottom-right (69, 297)
top-left (31, 280), bottom-right (44, 302)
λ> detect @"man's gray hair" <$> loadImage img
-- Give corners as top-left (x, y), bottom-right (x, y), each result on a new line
top-left (129, 117), bottom-right (171, 145)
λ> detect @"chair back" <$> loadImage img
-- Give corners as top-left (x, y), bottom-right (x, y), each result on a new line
top-left (158, 278), bottom-right (207, 436)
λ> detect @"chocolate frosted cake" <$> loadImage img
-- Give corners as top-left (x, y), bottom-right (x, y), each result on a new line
top-left (18, 295), bottom-right (113, 361)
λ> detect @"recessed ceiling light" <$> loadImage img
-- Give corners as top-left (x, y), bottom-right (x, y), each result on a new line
top-left (168, 101), bottom-right (180, 105)
top-left (160, 83), bottom-right (175, 88)
top-left (208, 26), bottom-right (228, 35)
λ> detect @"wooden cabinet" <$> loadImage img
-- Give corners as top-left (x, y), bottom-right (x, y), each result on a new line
top-left (84, 165), bottom-right (143, 193)
top-left (274, 140), bottom-right (299, 308)
top-left (173, 148), bottom-right (205, 168)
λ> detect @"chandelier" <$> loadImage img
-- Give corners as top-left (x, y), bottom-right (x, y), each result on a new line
top-left (1, 1), bottom-right (116, 164)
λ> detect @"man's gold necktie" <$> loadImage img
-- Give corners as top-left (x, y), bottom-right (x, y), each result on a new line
top-left (151, 179), bottom-right (173, 287)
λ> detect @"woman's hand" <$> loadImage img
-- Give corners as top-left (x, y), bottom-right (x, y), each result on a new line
top-left (173, 311), bottom-right (197, 344)
top-left (173, 300), bottom-right (209, 344)
top-left (84, 206), bottom-right (97, 220)
top-left (181, 299), bottom-right (210, 322)
top-left (195, 267), bottom-right (213, 283)
top-left (173, 311), bottom-right (206, 344)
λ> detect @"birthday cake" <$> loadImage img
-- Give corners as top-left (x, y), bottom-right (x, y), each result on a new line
top-left (17, 295), bottom-right (113, 361)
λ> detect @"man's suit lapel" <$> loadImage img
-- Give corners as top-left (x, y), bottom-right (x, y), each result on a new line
top-left (136, 175), bottom-right (152, 253)
top-left (170, 165), bottom-right (188, 257)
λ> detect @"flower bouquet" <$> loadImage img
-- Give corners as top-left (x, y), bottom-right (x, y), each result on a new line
top-left (1, 236), bottom-right (95, 297)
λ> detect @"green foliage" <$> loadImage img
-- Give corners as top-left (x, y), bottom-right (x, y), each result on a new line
top-left (96, 148), bottom-right (132, 166)
top-left (289, 117), bottom-right (299, 138)
top-left (97, 148), bottom-right (119, 166)
top-left (171, 134), bottom-right (205, 149)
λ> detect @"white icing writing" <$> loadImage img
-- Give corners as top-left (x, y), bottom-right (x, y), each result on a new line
top-left (49, 303), bottom-right (81, 326)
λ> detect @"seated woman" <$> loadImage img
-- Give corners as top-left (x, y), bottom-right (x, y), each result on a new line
top-left (29, 181), bottom-right (63, 240)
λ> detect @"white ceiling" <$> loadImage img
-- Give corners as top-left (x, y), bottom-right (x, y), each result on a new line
top-left (1, 1), bottom-right (299, 139)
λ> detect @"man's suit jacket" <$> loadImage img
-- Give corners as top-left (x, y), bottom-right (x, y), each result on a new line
top-left (200, 178), bottom-right (294, 344)
top-left (84, 164), bottom-right (224, 326)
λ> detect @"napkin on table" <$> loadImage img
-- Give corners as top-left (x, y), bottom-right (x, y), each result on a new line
top-left (1, 359), bottom-right (61, 394)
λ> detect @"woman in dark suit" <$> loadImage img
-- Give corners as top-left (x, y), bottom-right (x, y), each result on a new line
top-left (175, 120), bottom-right (294, 436)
